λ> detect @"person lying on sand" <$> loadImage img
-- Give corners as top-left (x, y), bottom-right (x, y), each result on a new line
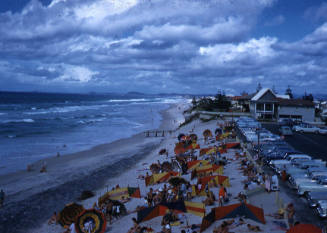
top-left (266, 208), bottom-right (285, 219)
top-left (213, 221), bottom-right (230, 233)
top-left (247, 223), bottom-right (262, 232)
top-left (120, 196), bottom-right (130, 203)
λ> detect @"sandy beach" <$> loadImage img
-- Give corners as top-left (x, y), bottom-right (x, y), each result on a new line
top-left (0, 103), bottom-right (187, 233)
top-left (1, 102), bottom-right (293, 233)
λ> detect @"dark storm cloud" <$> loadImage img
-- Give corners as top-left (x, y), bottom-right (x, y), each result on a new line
top-left (0, 0), bottom-right (326, 94)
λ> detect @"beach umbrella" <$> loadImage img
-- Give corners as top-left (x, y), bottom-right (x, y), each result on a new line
top-left (168, 177), bottom-right (188, 187)
top-left (75, 209), bottom-right (106, 233)
top-left (159, 148), bottom-right (167, 155)
top-left (178, 133), bottom-right (185, 141)
top-left (286, 224), bottom-right (322, 233)
top-left (58, 203), bottom-right (84, 228)
top-left (215, 128), bottom-right (222, 136)
top-left (190, 133), bottom-right (198, 142)
top-left (150, 163), bottom-right (160, 173)
top-left (161, 161), bottom-right (173, 172)
top-left (203, 129), bottom-right (212, 137)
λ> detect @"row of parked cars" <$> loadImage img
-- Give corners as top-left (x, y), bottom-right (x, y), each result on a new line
top-left (279, 119), bottom-right (327, 135)
top-left (236, 117), bottom-right (327, 218)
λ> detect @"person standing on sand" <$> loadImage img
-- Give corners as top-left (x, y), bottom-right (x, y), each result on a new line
top-left (0, 189), bottom-right (4, 207)
top-left (286, 203), bottom-right (295, 228)
top-left (218, 184), bottom-right (226, 206)
top-left (265, 175), bottom-right (271, 192)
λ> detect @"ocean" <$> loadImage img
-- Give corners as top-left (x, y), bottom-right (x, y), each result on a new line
top-left (0, 91), bottom-right (187, 175)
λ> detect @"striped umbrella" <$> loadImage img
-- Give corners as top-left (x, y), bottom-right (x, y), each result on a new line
top-left (58, 203), bottom-right (84, 228)
top-left (75, 209), bottom-right (106, 233)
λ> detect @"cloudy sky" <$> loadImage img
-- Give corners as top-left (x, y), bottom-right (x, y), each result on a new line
top-left (0, 0), bottom-right (327, 95)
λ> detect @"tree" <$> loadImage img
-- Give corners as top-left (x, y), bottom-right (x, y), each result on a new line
top-left (214, 92), bottom-right (231, 111)
top-left (302, 92), bottom-right (314, 102)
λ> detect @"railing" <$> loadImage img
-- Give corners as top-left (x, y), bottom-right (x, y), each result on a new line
top-left (144, 130), bottom-right (174, 137)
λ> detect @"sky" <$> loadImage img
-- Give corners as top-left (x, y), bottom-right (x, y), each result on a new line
top-left (0, 0), bottom-right (327, 95)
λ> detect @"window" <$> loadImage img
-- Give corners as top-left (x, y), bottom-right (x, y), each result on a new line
top-left (265, 103), bottom-right (272, 111)
top-left (256, 103), bottom-right (264, 111)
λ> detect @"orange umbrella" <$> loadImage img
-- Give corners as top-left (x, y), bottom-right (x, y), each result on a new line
top-left (287, 224), bottom-right (322, 233)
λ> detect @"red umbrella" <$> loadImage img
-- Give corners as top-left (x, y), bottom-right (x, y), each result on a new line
top-left (286, 224), bottom-right (322, 233)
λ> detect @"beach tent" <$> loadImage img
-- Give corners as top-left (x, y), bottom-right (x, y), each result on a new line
top-left (287, 224), bottom-right (322, 233)
top-left (198, 175), bottom-right (230, 188)
top-left (174, 141), bottom-right (200, 155)
top-left (187, 160), bottom-right (210, 170)
top-left (75, 209), bottom-right (106, 233)
top-left (168, 177), bottom-right (188, 187)
top-left (216, 132), bottom-right (230, 141)
top-left (225, 142), bottom-right (241, 149)
top-left (184, 201), bottom-right (206, 217)
top-left (137, 201), bottom-right (205, 222)
top-left (199, 147), bottom-right (216, 156)
top-left (191, 184), bottom-right (209, 197)
top-left (98, 187), bottom-right (141, 202)
top-left (200, 203), bottom-right (265, 232)
top-left (145, 171), bottom-right (180, 186)
top-left (58, 203), bottom-right (85, 228)
top-left (137, 201), bottom-right (187, 223)
top-left (192, 164), bottom-right (224, 178)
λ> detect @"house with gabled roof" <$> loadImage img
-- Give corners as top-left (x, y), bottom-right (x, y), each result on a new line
top-left (249, 88), bottom-right (279, 120)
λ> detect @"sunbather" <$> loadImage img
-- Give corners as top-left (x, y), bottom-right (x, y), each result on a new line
top-left (247, 223), bottom-right (262, 232)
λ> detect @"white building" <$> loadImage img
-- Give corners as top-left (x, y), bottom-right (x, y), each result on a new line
top-left (249, 88), bottom-right (315, 122)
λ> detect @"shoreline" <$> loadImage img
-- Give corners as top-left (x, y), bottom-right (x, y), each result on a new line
top-left (0, 102), bottom-right (188, 233)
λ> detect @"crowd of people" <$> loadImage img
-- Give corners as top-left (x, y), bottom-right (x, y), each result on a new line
top-left (45, 119), bottom-right (303, 233)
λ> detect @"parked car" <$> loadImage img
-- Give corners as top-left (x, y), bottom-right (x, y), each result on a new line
top-left (278, 118), bottom-right (294, 127)
top-left (293, 123), bottom-right (320, 133)
top-left (279, 126), bottom-right (293, 136)
top-left (285, 154), bottom-right (311, 161)
top-left (306, 191), bottom-right (327, 207)
top-left (298, 183), bottom-right (327, 196)
top-left (316, 176), bottom-right (327, 185)
top-left (316, 200), bottom-right (327, 218)
top-left (318, 127), bottom-right (327, 135)
top-left (297, 160), bottom-right (326, 169)
top-left (307, 167), bottom-right (327, 176)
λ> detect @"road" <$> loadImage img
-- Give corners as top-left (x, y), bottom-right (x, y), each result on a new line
top-left (263, 123), bottom-right (327, 159)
